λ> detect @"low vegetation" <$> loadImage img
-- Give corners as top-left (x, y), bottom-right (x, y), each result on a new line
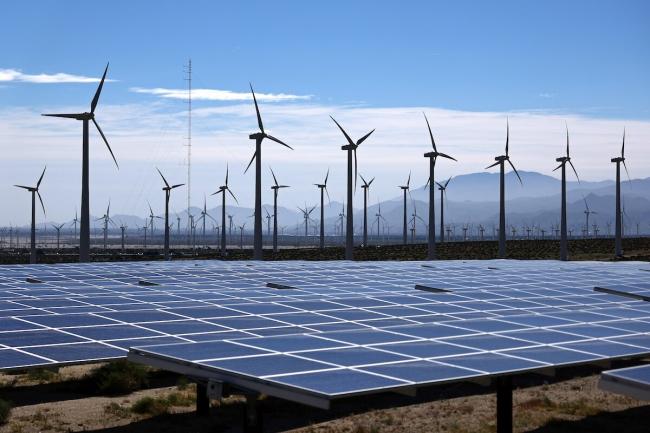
top-left (130, 391), bottom-right (196, 416)
top-left (0, 399), bottom-right (12, 424)
top-left (89, 360), bottom-right (150, 395)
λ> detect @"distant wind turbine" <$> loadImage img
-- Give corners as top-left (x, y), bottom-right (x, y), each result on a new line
top-left (198, 196), bottom-right (216, 248)
top-left (485, 119), bottom-right (522, 258)
top-left (212, 164), bottom-right (238, 254)
top-left (553, 125), bottom-right (580, 261)
top-left (270, 167), bottom-right (289, 253)
top-left (314, 169), bottom-right (330, 250)
top-left (331, 116), bottom-right (375, 260)
top-left (611, 129), bottom-right (631, 257)
top-left (156, 168), bottom-right (184, 260)
top-left (52, 222), bottom-right (65, 251)
top-left (398, 172), bottom-right (411, 245)
top-left (422, 113), bottom-right (456, 259)
top-left (246, 84), bottom-right (293, 260)
top-left (14, 166), bottom-right (46, 264)
top-left (298, 205), bottom-right (316, 238)
top-left (435, 177), bottom-right (452, 243)
top-left (42, 64), bottom-right (117, 262)
top-left (359, 174), bottom-right (374, 247)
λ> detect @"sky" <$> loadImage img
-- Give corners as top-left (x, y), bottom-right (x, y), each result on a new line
top-left (0, 0), bottom-right (649, 225)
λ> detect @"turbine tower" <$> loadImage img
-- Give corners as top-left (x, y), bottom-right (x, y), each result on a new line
top-left (398, 172), bottom-right (411, 245)
top-left (270, 167), bottom-right (289, 253)
top-left (583, 199), bottom-right (597, 238)
top-left (14, 166), bottom-right (46, 264)
top-left (485, 120), bottom-right (522, 258)
top-left (359, 174), bottom-right (374, 247)
top-left (52, 222), bottom-right (65, 251)
top-left (42, 64), bottom-right (118, 262)
top-left (298, 205), bottom-right (316, 238)
top-left (422, 113), bottom-right (457, 259)
top-left (314, 169), bottom-right (330, 250)
top-left (246, 84), bottom-right (293, 260)
top-left (330, 116), bottom-right (374, 260)
top-left (435, 177), bottom-right (452, 243)
top-left (553, 125), bottom-right (580, 261)
top-left (198, 196), bottom-right (216, 248)
top-left (156, 168), bottom-right (184, 260)
top-left (212, 165), bottom-right (238, 254)
top-left (611, 130), bottom-right (630, 257)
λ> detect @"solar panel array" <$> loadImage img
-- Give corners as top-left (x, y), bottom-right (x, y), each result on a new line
top-left (2, 259), bottom-right (649, 403)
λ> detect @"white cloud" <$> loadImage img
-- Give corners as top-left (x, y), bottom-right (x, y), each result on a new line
top-left (130, 87), bottom-right (312, 102)
top-left (0, 68), bottom-right (111, 84)
top-left (539, 92), bottom-right (556, 98)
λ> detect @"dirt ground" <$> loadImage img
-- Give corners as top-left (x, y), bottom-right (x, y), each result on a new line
top-left (1, 363), bottom-right (649, 433)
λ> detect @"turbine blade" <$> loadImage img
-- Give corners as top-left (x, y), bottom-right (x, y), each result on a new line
top-left (330, 116), bottom-right (354, 146)
top-left (227, 188), bottom-right (239, 204)
top-left (434, 181), bottom-right (443, 188)
top-left (36, 166), bottom-right (46, 188)
top-left (552, 162), bottom-right (563, 172)
top-left (368, 177), bottom-right (375, 186)
top-left (265, 133), bottom-right (293, 150)
top-left (92, 118), bottom-right (119, 169)
top-left (37, 191), bottom-right (46, 216)
top-left (91, 63), bottom-right (109, 114)
top-left (324, 168), bottom-right (329, 185)
top-left (171, 183), bottom-right (184, 189)
top-left (568, 160), bottom-right (580, 183)
top-left (485, 161), bottom-right (500, 169)
top-left (356, 129), bottom-right (375, 146)
top-left (621, 127), bottom-right (625, 158)
top-left (407, 171), bottom-right (411, 188)
top-left (505, 118), bottom-right (510, 156)
top-left (622, 160), bottom-right (632, 184)
top-left (225, 163), bottom-right (229, 186)
top-left (423, 112), bottom-right (437, 152)
top-left (41, 113), bottom-right (80, 119)
top-left (565, 123), bottom-right (570, 158)
top-left (211, 190), bottom-right (224, 196)
top-left (438, 152), bottom-right (457, 162)
top-left (270, 166), bottom-right (279, 187)
top-left (354, 148), bottom-right (358, 190)
top-left (508, 160), bottom-right (523, 185)
top-left (250, 83), bottom-right (264, 133)
top-left (325, 186), bottom-right (331, 204)
top-left (359, 173), bottom-right (367, 186)
top-left (244, 151), bottom-right (257, 174)
top-left (444, 176), bottom-right (452, 187)
top-left (156, 167), bottom-right (170, 188)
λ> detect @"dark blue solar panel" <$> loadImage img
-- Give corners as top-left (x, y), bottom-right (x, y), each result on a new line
top-left (361, 360), bottom-right (481, 383)
top-left (202, 354), bottom-right (332, 377)
top-left (137, 340), bottom-right (271, 361)
top-left (25, 342), bottom-right (124, 362)
top-left (441, 352), bottom-right (546, 374)
top-left (271, 368), bottom-right (408, 395)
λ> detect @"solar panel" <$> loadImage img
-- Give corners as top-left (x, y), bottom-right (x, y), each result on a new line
top-left (599, 364), bottom-right (650, 401)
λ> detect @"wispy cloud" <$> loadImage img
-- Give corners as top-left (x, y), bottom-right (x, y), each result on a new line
top-left (0, 68), bottom-right (110, 84)
top-left (130, 87), bottom-right (312, 102)
top-left (538, 92), bottom-right (556, 99)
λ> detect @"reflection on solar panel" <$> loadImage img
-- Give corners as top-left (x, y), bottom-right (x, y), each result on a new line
top-left (2, 259), bottom-right (649, 404)
top-left (599, 364), bottom-right (650, 401)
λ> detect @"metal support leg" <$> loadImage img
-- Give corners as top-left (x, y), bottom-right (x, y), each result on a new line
top-left (243, 394), bottom-right (263, 433)
top-left (196, 382), bottom-right (209, 416)
top-left (496, 376), bottom-right (513, 433)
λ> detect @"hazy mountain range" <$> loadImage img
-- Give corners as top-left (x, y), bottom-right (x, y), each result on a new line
top-left (9, 171), bottom-right (650, 236)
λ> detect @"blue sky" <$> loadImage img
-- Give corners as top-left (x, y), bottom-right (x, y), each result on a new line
top-left (0, 0), bottom-right (649, 224)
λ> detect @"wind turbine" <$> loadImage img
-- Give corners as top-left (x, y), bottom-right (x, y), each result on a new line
top-left (269, 167), bottom-right (289, 253)
top-left (14, 166), bottom-right (46, 264)
top-left (583, 198), bottom-right (597, 239)
top-left (611, 129), bottom-right (631, 257)
top-left (197, 196), bottom-right (216, 249)
top-left (42, 64), bottom-right (117, 262)
top-left (147, 202), bottom-right (162, 238)
top-left (409, 201), bottom-right (426, 243)
top-left (96, 202), bottom-right (116, 251)
top-left (298, 205), bottom-right (316, 238)
top-left (212, 164), bottom-right (238, 254)
top-left (50, 223), bottom-right (64, 251)
top-left (374, 202), bottom-right (386, 242)
top-left (553, 125), bottom-right (580, 260)
top-left (119, 222), bottom-right (127, 253)
top-left (72, 210), bottom-right (79, 242)
top-left (238, 223), bottom-right (246, 249)
top-left (264, 208), bottom-right (272, 237)
top-left (330, 116), bottom-right (375, 260)
top-left (398, 172), bottom-right (411, 245)
top-left (422, 113), bottom-right (456, 259)
top-left (314, 169), bottom-right (330, 250)
top-left (485, 119), bottom-right (522, 258)
top-left (435, 177), bottom-right (452, 243)
top-left (246, 84), bottom-right (293, 260)
top-left (359, 174), bottom-right (374, 247)
top-left (156, 168), bottom-right (184, 260)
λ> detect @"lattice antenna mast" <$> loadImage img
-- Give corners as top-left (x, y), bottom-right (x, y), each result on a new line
top-left (184, 59), bottom-right (192, 235)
